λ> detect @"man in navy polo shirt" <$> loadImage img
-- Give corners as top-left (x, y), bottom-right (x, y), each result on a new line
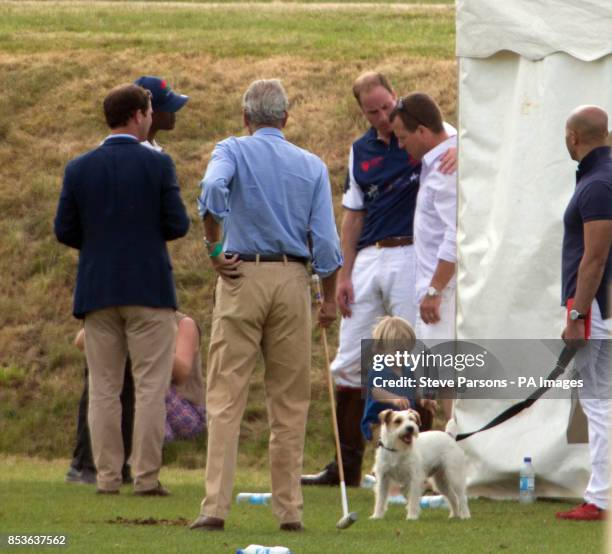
top-left (302, 72), bottom-right (456, 487)
top-left (556, 105), bottom-right (612, 522)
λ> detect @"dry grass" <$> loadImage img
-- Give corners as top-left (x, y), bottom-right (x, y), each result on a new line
top-left (0, 3), bottom-right (456, 467)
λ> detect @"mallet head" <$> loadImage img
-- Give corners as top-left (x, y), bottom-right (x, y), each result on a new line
top-left (336, 511), bottom-right (358, 529)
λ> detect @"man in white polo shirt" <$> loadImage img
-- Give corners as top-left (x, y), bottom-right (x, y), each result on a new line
top-left (390, 92), bottom-right (457, 419)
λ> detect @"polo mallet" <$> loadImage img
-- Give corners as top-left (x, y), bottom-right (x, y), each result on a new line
top-left (312, 275), bottom-right (358, 530)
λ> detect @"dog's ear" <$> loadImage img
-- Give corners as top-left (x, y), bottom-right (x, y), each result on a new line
top-left (408, 409), bottom-right (422, 428)
top-left (378, 409), bottom-right (393, 426)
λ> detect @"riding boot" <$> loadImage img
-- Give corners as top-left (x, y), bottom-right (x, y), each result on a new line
top-left (301, 386), bottom-right (365, 487)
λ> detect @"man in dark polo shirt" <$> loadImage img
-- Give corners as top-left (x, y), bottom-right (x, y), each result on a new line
top-left (556, 105), bottom-right (612, 522)
top-left (302, 72), bottom-right (456, 487)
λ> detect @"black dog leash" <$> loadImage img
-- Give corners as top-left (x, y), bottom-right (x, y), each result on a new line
top-left (455, 345), bottom-right (578, 442)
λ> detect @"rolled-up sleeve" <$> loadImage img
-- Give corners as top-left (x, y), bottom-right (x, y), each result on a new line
top-left (431, 169), bottom-right (457, 263)
top-left (197, 139), bottom-right (236, 221)
top-left (309, 163), bottom-right (343, 277)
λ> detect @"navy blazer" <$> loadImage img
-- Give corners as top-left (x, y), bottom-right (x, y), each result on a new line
top-left (54, 135), bottom-right (190, 318)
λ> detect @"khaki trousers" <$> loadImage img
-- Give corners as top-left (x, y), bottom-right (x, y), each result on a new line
top-left (84, 306), bottom-right (176, 492)
top-left (201, 262), bottom-right (311, 524)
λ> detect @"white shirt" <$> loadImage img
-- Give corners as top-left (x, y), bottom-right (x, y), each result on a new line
top-left (414, 134), bottom-right (457, 302)
top-left (142, 139), bottom-right (163, 152)
top-left (102, 133), bottom-right (139, 142)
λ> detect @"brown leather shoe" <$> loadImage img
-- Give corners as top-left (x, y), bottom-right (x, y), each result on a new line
top-left (280, 522), bottom-right (304, 532)
top-left (96, 488), bottom-right (119, 495)
top-left (190, 515), bottom-right (225, 531)
top-left (134, 482), bottom-right (170, 497)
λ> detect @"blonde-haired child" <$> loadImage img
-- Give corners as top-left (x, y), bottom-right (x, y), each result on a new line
top-left (360, 316), bottom-right (437, 440)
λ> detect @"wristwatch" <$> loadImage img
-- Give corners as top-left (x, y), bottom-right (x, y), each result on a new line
top-left (569, 309), bottom-right (587, 321)
top-left (426, 286), bottom-right (441, 298)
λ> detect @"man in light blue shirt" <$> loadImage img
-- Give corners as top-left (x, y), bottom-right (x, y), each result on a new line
top-left (191, 79), bottom-right (342, 533)
top-left (196, 103), bottom-right (341, 278)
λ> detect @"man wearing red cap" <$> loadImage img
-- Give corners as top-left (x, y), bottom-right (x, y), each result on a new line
top-left (134, 76), bottom-right (189, 152)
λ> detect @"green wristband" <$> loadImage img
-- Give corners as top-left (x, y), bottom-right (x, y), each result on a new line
top-left (209, 243), bottom-right (223, 259)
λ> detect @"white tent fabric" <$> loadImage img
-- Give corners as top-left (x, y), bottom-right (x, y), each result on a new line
top-left (456, 1), bottom-right (612, 498)
top-left (457, 0), bottom-right (612, 61)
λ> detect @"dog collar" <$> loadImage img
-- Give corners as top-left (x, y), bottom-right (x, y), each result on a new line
top-left (376, 439), bottom-right (398, 453)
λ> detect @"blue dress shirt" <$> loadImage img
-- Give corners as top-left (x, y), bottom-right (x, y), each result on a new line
top-left (197, 127), bottom-right (342, 277)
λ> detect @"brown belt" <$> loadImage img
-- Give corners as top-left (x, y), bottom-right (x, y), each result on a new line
top-left (373, 236), bottom-right (413, 248)
top-left (226, 252), bottom-right (309, 264)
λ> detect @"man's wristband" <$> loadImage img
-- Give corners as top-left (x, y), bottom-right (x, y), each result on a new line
top-left (203, 235), bottom-right (223, 258)
top-left (208, 243), bottom-right (223, 259)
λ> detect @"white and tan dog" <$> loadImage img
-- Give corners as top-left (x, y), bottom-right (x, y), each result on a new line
top-left (371, 409), bottom-right (470, 521)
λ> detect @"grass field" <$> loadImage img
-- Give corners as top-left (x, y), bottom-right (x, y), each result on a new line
top-left (1, 455), bottom-right (605, 553)
top-left (0, 0), bottom-right (455, 467)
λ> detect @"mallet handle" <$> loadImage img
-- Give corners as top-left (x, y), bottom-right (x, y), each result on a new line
top-left (312, 275), bottom-right (348, 514)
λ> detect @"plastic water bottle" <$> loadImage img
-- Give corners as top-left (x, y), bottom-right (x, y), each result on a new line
top-left (360, 474), bottom-right (376, 489)
top-left (236, 546), bottom-right (293, 554)
top-left (388, 494), bottom-right (449, 507)
top-left (236, 492), bottom-right (272, 505)
top-left (519, 456), bottom-right (535, 504)
top-left (420, 495), bottom-right (449, 509)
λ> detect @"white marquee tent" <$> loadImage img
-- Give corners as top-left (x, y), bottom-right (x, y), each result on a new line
top-left (455, 0), bottom-right (612, 497)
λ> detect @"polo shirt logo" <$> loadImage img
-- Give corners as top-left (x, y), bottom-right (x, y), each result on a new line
top-left (361, 156), bottom-right (384, 172)
top-left (365, 184), bottom-right (379, 201)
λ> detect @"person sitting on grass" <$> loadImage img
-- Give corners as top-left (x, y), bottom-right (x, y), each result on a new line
top-left (163, 312), bottom-right (206, 444)
top-left (65, 312), bottom-right (205, 485)
top-left (361, 315), bottom-right (437, 443)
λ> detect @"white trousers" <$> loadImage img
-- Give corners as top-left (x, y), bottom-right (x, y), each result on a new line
top-left (331, 245), bottom-right (416, 388)
top-left (415, 287), bottom-right (456, 341)
top-left (574, 301), bottom-right (610, 510)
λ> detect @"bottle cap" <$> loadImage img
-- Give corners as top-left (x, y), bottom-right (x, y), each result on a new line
top-left (524, 456), bottom-right (532, 462)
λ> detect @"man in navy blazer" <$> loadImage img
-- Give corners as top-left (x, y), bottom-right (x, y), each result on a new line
top-left (55, 84), bottom-right (189, 495)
